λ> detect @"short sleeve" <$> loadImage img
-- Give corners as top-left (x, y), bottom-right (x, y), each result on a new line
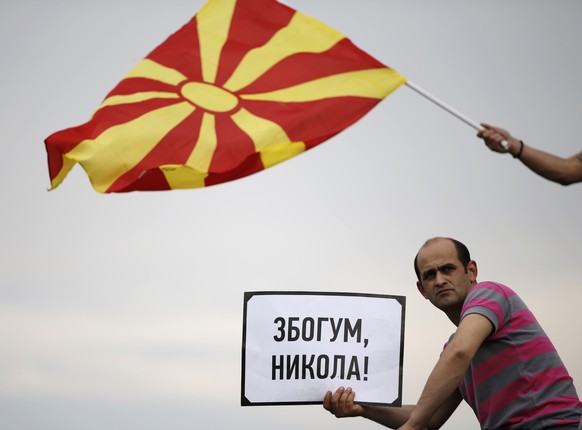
top-left (461, 282), bottom-right (511, 335)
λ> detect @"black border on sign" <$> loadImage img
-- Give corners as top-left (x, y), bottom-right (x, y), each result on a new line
top-left (241, 291), bottom-right (406, 407)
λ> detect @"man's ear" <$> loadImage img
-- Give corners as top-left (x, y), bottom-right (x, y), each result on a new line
top-left (417, 281), bottom-right (428, 299)
top-left (467, 260), bottom-right (478, 283)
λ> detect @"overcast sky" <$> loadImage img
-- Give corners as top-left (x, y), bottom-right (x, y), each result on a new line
top-left (1, 1), bottom-right (581, 429)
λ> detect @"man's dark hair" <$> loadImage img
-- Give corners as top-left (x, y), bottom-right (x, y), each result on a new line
top-left (413, 237), bottom-right (471, 282)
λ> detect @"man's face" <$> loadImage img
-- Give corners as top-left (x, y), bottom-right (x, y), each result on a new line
top-left (415, 239), bottom-right (477, 313)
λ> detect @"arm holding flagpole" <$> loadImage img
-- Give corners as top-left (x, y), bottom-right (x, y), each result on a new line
top-left (404, 81), bottom-right (509, 150)
top-left (479, 123), bottom-right (582, 185)
top-left (405, 81), bottom-right (582, 185)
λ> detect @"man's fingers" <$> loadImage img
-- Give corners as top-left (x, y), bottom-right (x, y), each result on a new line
top-left (347, 389), bottom-right (356, 405)
top-left (324, 387), bottom-right (345, 415)
top-left (480, 129), bottom-right (504, 145)
top-left (323, 391), bottom-right (332, 411)
top-left (323, 386), bottom-right (363, 418)
top-left (331, 387), bottom-right (345, 406)
top-left (338, 387), bottom-right (350, 412)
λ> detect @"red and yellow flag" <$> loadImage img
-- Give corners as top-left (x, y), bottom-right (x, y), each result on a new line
top-left (45, 0), bottom-right (406, 193)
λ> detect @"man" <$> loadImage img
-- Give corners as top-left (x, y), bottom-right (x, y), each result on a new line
top-left (323, 237), bottom-right (582, 429)
top-left (478, 123), bottom-right (582, 185)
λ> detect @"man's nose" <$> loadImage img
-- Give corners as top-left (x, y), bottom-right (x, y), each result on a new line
top-left (435, 271), bottom-right (447, 287)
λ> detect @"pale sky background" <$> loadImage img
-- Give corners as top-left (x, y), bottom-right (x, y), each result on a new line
top-left (1, 0), bottom-right (581, 429)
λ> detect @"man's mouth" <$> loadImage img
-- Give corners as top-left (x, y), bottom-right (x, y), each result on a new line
top-left (437, 289), bottom-right (453, 297)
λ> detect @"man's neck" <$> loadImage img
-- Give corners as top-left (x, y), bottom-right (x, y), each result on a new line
top-left (446, 310), bottom-right (462, 327)
top-left (446, 282), bottom-right (478, 326)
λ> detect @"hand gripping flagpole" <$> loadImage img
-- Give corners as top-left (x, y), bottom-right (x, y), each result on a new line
top-left (405, 81), bottom-right (509, 150)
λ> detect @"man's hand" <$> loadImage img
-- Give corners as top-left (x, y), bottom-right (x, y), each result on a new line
top-left (323, 387), bottom-right (365, 418)
top-left (478, 123), bottom-right (521, 156)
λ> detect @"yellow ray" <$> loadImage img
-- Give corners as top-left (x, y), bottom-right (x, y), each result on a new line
top-left (96, 92), bottom-right (180, 112)
top-left (124, 59), bottom-right (188, 86)
top-left (160, 165), bottom-right (208, 189)
top-left (259, 140), bottom-right (306, 169)
top-left (197, 0), bottom-right (237, 84)
top-left (223, 11), bottom-right (344, 93)
top-left (231, 108), bottom-right (291, 151)
top-left (49, 157), bottom-right (77, 191)
top-left (241, 68), bottom-right (406, 103)
top-left (185, 112), bottom-right (218, 172)
top-left (230, 108), bottom-right (305, 168)
top-left (66, 102), bottom-right (195, 193)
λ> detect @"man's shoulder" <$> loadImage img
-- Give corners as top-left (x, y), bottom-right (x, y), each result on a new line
top-left (470, 281), bottom-right (515, 297)
top-left (464, 282), bottom-right (518, 312)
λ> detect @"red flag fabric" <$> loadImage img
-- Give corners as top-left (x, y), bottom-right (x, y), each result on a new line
top-left (45, 0), bottom-right (406, 193)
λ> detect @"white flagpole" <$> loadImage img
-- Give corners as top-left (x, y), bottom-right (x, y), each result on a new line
top-left (405, 81), bottom-right (509, 150)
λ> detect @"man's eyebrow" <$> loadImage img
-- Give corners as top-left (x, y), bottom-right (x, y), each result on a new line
top-left (421, 268), bottom-right (436, 279)
top-left (421, 263), bottom-right (457, 279)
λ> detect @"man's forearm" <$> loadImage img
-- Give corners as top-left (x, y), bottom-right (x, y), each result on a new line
top-left (406, 348), bottom-right (469, 428)
top-left (361, 404), bottom-right (416, 429)
top-left (405, 314), bottom-right (492, 429)
top-left (362, 400), bottom-right (460, 430)
top-left (518, 145), bottom-right (582, 185)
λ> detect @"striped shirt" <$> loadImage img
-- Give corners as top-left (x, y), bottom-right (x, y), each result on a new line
top-left (456, 282), bottom-right (582, 429)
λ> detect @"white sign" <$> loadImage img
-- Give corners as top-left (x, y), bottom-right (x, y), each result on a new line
top-left (241, 291), bottom-right (405, 406)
